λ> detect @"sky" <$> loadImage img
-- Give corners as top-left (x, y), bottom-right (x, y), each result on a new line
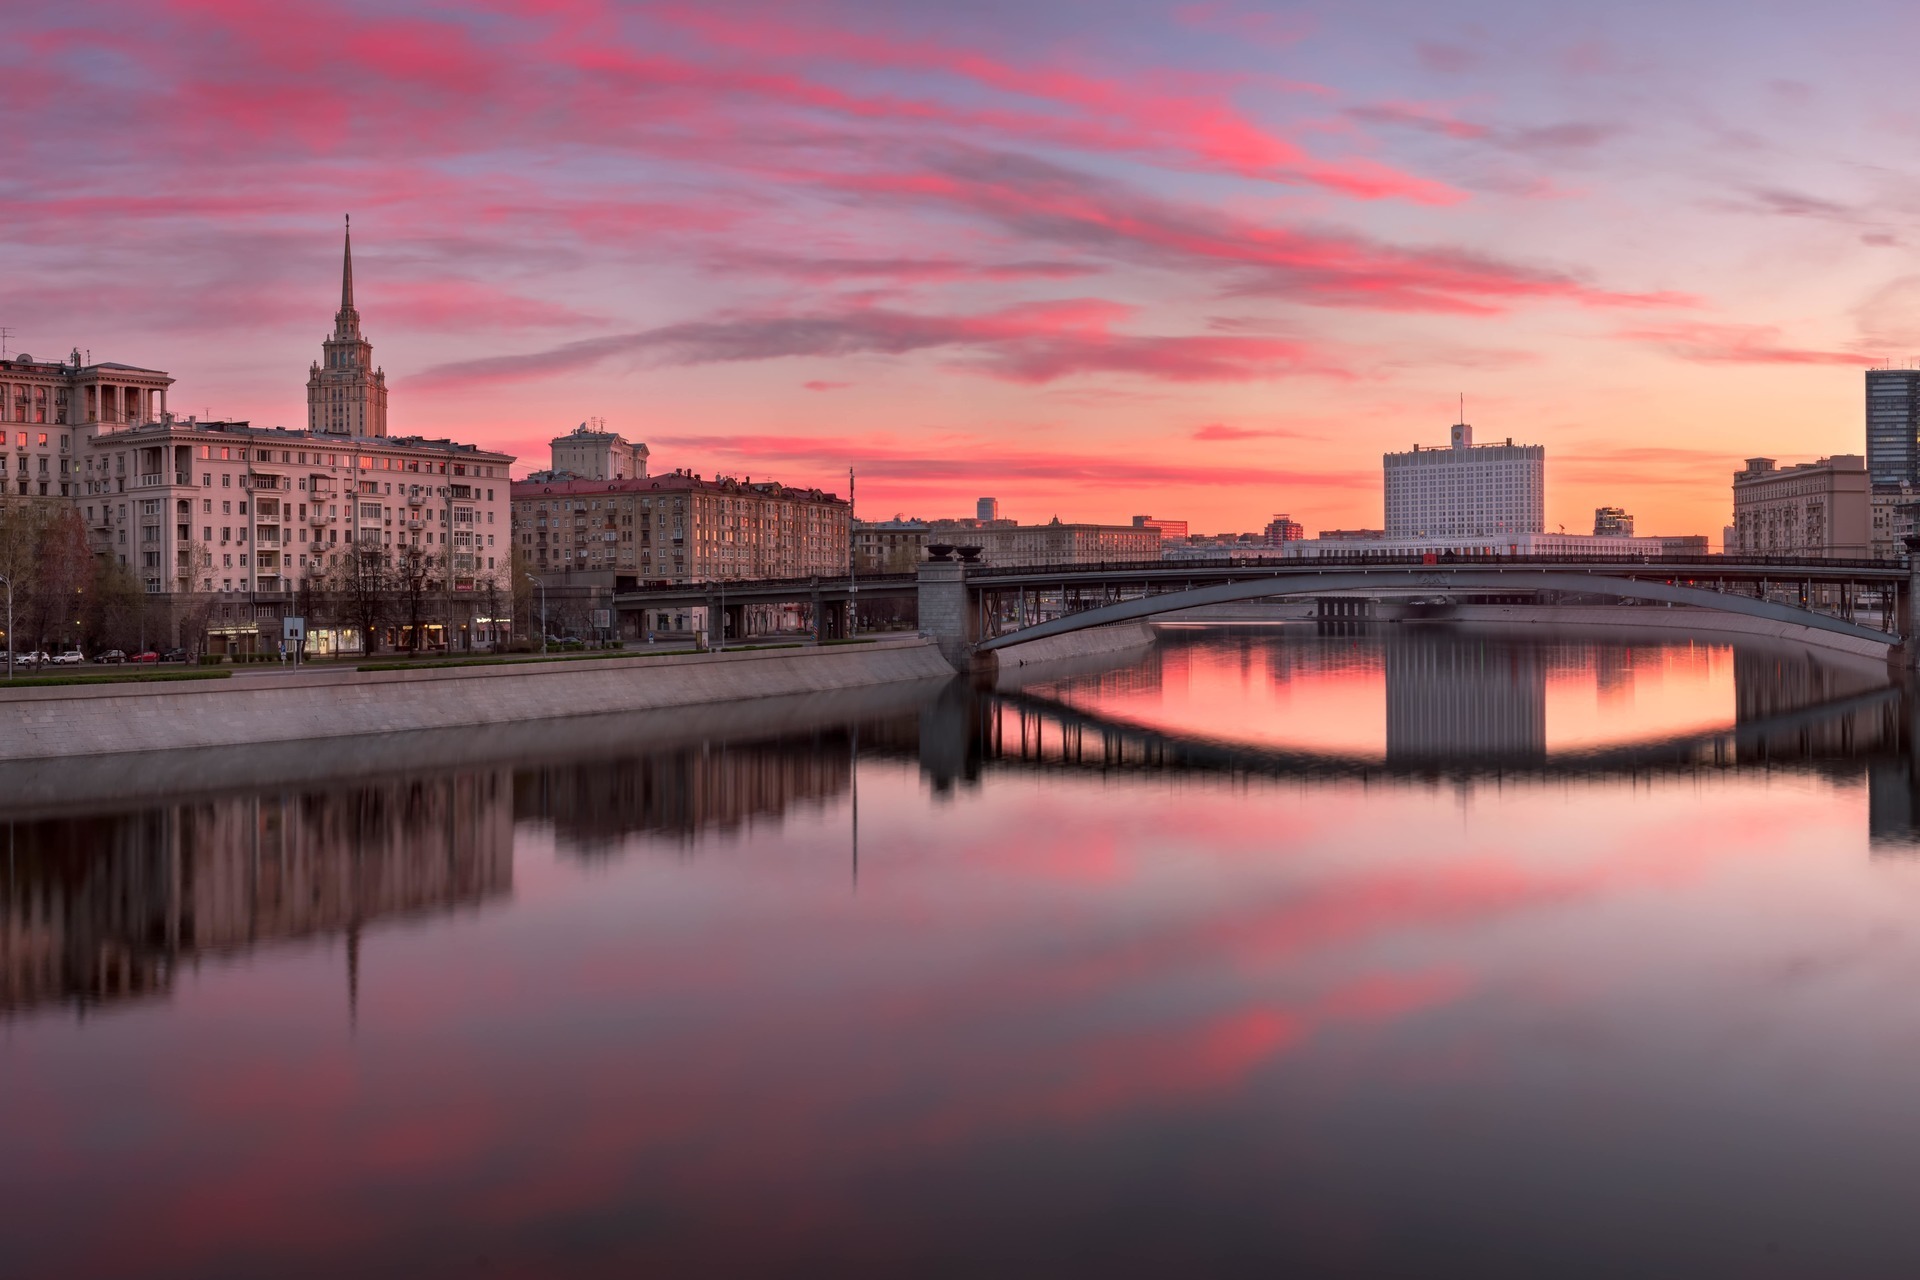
top-left (3, 0), bottom-right (1916, 537)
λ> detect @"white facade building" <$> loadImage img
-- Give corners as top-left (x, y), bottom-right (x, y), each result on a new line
top-left (1383, 423), bottom-right (1544, 539)
top-left (1277, 531), bottom-right (1665, 560)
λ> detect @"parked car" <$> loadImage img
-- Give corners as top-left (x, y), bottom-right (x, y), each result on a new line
top-left (94, 649), bottom-right (126, 664)
top-left (16, 651), bottom-right (49, 668)
top-left (50, 651), bottom-right (85, 666)
top-left (131, 650), bottom-right (161, 664)
top-left (161, 648), bottom-right (189, 663)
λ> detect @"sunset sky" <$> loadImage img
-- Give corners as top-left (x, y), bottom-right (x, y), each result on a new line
top-left (4, 0), bottom-right (1914, 537)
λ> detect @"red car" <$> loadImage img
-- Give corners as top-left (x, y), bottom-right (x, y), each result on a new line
top-left (132, 650), bottom-right (160, 663)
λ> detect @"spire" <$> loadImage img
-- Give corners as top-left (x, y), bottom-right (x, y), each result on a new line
top-left (341, 214), bottom-right (354, 314)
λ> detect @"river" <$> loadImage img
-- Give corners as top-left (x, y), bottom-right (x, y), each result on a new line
top-left (5, 624), bottom-right (1920, 1277)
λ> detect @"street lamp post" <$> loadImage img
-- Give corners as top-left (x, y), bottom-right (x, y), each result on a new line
top-left (0, 574), bottom-right (11, 680)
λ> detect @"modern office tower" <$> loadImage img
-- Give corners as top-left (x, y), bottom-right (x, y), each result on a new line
top-left (1382, 422), bottom-right (1544, 539)
top-left (1866, 368), bottom-right (1920, 486)
top-left (1594, 506), bottom-right (1634, 537)
top-left (977, 497), bottom-right (1000, 522)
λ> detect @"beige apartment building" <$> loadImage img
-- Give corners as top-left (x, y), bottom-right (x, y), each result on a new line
top-left (543, 420), bottom-right (649, 481)
top-left (940, 518), bottom-right (1160, 567)
top-left (0, 351), bottom-right (174, 497)
top-left (514, 472), bottom-right (850, 582)
top-left (4, 223), bottom-right (516, 653)
top-left (1730, 455), bottom-right (1872, 558)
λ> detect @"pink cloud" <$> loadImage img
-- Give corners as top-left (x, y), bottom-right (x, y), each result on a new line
top-left (413, 298), bottom-right (1351, 388)
top-left (1618, 321), bottom-right (1870, 366)
top-left (802, 380), bottom-right (850, 391)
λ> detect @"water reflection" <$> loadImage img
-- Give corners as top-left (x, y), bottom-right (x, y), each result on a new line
top-left (13, 627), bottom-right (1920, 1276)
top-left (1, 777), bottom-right (512, 1016)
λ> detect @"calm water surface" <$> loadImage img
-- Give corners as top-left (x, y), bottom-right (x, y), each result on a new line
top-left (7, 625), bottom-right (1920, 1278)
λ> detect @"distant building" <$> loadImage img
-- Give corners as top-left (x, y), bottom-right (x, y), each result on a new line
top-left (853, 518), bottom-right (929, 572)
top-left (546, 421), bottom-right (648, 482)
top-left (0, 351), bottom-right (173, 497)
top-left (1264, 514), bottom-right (1305, 544)
top-left (1278, 531), bottom-right (1663, 560)
top-left (976, 497), bottom-right (999, 522)
top-left (931, 518), bottom-right (1158, 567)
top-left (1593, 506), bottom-right (1634, 537)
top-left (1866, 369), bottom-right (1920, 486)
top-left (1318, 528), bottom-right (1386, 541)
top-left (1132, 514), bottom-right (1188, 540)
top-left (1872, 482), bottom-right (1919, 560)
top-left (514, 472), bottom-right (849, 584)
top-left (1653, 535), bottom-right (1709, 556)
top-left (1383, 422), bottom-right (1543, 538)
top-left (1730, 455), bottom-right (1870, 558)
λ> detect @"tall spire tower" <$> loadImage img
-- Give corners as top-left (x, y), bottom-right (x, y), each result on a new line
top-left (307, 215), bottom-right (388, 437)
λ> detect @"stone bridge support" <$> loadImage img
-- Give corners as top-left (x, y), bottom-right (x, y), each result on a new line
top-left (919, 560), bottom-right (981, 669)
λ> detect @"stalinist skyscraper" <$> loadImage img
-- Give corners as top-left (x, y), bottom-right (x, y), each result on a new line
top-left (307, 217), bottom-right (389, 437)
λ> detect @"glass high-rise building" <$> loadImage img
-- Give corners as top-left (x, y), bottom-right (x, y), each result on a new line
top-left (1865, 369), bottom-right (1920, 485)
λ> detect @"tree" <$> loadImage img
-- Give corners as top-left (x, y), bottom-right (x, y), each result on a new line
top-left (476, 569), bottom-right (506, 650)
top-left (394, 544), bottom-right (434, 655)
top-left (325, 540), bottom-right (391, 655)
top-left (87, 557), bottom-right (146, 652)
top-left (173, 541), bottom-right (217, 657)
top-left (507, 547), bottom-right (536, 648)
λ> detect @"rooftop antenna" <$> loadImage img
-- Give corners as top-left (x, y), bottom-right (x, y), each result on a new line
top-left (0, 328), bottom-right (11, 359)
top-left (1459, 391), bottom-right (1465, 423)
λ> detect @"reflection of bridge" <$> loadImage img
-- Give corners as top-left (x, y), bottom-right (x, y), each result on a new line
top-left (612, 554), bottom-right (1919, 666)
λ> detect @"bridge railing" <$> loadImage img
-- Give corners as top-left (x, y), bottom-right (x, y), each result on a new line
top-left (614, 571), bottom-right (917, 599)
top-left (962, 551), bottom-right (1906, 580)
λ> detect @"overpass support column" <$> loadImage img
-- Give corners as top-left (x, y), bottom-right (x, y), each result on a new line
top-left (919, 559), bottom-right (979, 669)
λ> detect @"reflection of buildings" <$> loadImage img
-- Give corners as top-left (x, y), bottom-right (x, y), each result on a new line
top-left (517, 742), bottom-right (853, 855)
top-left (1, 774), bottom-right (513, 1017)
top-left (1384, 632), bottom-right (1545, 762)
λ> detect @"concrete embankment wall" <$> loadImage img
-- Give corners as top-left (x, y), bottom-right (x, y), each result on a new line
top-left (992, 621), bottom-right (1157, 667)
top-left (1406, 603), bottom-right (1891, 659)
top-left (0, 638), bottom-right (957, 762)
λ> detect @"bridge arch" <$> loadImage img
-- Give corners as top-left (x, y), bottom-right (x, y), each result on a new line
top-left (976, 570), bottom-right (1897, 653)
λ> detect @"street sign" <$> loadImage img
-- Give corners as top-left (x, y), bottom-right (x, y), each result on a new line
top-left (283, 616), bottom-right (306, 641)
top-left (592, 609), bottom-right (611, 629)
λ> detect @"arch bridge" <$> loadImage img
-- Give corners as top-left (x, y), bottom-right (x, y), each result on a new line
top-left (917, 553), bottom-right (1917, 667)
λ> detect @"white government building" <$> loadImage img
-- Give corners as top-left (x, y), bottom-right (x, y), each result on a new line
top-left (1281, 422), bottom-right (1663, 559)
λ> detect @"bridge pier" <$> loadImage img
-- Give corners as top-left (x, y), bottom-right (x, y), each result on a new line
top-left (919, 559), bottom-right (992, 671)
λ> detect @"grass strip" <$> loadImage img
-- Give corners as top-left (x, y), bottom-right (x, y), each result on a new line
top-left (354, 643), bottom-right (804, 673)
top-left (1, 669), bottom-right (233, 688)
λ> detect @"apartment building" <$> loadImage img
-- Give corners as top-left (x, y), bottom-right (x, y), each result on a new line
top-left (514, 472), bottom-right (850, 584)
top-left (1730, 455), bottom-right (1871, 558)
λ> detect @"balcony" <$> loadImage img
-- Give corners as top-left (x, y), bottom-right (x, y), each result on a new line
top-left (134, 473), bottom-right (168, 488)
top-left (309, 511), bottom-right (334, 524)
top-left (407, 491), bottom-right (425, 506)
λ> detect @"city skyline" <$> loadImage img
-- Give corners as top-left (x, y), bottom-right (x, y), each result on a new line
top-left (8, 1), bottom-right (1919, 537)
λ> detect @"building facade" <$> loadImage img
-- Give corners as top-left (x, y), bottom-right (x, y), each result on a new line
top-left (1383, 423), bottom-right (1544, 539)
top-left (0, 352), bottom-right (174, 496)
top-left (546, 421), bottom-right (648, 481)
top-left (514, 472), bottom-right (850, 584)
top-left (1133, 515), bottom-right (1189, 540)
top-left (937, 519), bottom-right (1159, 567)
top-left (4, 224), bottom-right (517, 655)
top-left (854, 518), bottom-right (930, 573)
top-left (1264, 514), bottom-right (1305, 544)
top-left (1593, 506), bottom-right (1634, 537)
top-left (976, 497), bottom-right (1000, 522)
top-left (1872, 483), bottom-right (1917, 561)
top-left (1278, 531), bottom-right (1665, 560)
top-left (1730, 455), bottom-right (1871, 558)
top-left (1866, 368), bottom-right (1920, 487)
